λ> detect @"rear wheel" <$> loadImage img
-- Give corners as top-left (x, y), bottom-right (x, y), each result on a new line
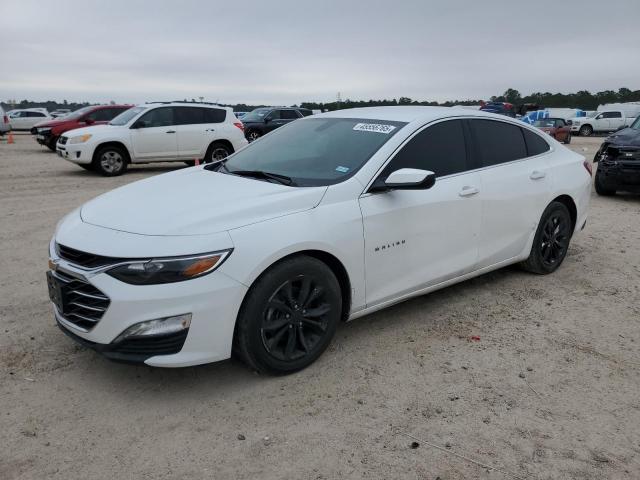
top-left (579, 125), bottom-right (592, 137)
top-left (563, 132), bottom-right (571, 144)
top-left (235, 256), bottom-right (342, 374)
top-left (520, 202), bottom-right (572, 274)
top-left (594, 172), bottom-right (615, 196)
top-left (203, 141), bottom-right (233, 164)
top-left (92, 145), bottom-right (128, 176)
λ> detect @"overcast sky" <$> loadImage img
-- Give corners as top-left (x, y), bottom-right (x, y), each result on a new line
top-left (1, 0), bottom-right (639, 105)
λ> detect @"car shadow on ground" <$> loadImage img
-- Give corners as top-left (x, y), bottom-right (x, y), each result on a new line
top-left (70, 263), bottom-right (528, 397)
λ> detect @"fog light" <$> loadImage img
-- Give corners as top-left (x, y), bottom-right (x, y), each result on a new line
top-left (114, 313), bottom-right (192, 343)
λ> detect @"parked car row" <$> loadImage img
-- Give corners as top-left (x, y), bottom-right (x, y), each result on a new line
top-left (55, 102), bottom-right (247, 175)
top-left (47, 106), bottom-right (592, 373)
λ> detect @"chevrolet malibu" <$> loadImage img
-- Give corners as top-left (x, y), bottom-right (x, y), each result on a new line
top-left (48, 107), bottom-right (591, 374)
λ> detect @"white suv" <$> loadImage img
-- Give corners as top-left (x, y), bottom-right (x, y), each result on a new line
top-left (55, 102), bottom-right (248, 176)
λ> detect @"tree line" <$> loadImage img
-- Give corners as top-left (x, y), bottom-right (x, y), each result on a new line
top-left (3, 87), bottom-right (640, 114)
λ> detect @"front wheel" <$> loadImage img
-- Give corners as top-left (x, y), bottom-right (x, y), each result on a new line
top-left (520, 202), bottom-right (573, 275)
top-left (594, 172), bottom-right (615, 196)
top-left (92, 145), bottom-right (128, 176)
top-left (234, 256), bottom-right (342, 375)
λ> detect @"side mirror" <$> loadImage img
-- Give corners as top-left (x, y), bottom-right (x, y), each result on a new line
top-left (566, 120), bottom-right (573, 126)
top-left (264, 117), bottom-right (272, 123)
top-left (370, 168), bottom-right (436, 192)
top-left (616, 125), bottom-right (626, 131)
top-left (131, 120), bottom-right (146, 129)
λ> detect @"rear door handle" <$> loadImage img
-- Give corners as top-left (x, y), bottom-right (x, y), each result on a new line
top-left (530, 170), bottom-right (546, 180)
top-left (166, 130), bottom-right (176, 134)
top-left (458, 186), bottom-right (479, 197)
top-left (205, 128), bottom-right (215, 132)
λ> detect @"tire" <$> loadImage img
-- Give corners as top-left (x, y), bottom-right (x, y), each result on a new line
top-left (92, 144), bottom-right (128, 176)
top-left (203, 141), bottom-right (233, 164)
top-left (246, 129), bottom-right (261, 143)
top-left (520, 201), bottom-right (573, 275)
top-left (563, 133), bottom-right (571, 144)
top-left (594, 172), bottom-right (615, 196)
top-left (46, 136), bottom-right (58, 152)
top-left (235, 256), bottom-right (342, 375)
top-left (579, 125), bottom-right (592, 137)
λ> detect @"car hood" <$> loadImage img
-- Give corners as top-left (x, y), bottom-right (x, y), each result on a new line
top-left (61, 124), bottom-right (115, 137)
top-left (34, 117), bottom-right (75, 129)
top-left (80, 167), bottom-right (327, 236)
top-left (605, 128), bottom-right (640, 147)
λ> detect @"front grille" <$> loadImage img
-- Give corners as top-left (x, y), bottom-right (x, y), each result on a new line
top-left (52, 270), bottom-right (110, 330)
top-left (112, 330), bottom-right (189, 356)
top-left (57, 243), bottom-right (128, 269)
top-left (58, 136), bottom-right (68, 145)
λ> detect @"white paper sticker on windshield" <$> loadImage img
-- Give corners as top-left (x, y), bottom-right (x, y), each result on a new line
top-left (353, 123), bottom-right (397, 134)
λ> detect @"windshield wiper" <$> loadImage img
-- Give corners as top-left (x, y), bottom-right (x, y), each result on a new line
top-left (226, 169), bottom-right (295, 186)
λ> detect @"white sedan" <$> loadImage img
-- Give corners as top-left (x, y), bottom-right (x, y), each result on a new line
top-left (48, 107), bottom-right (591, 373)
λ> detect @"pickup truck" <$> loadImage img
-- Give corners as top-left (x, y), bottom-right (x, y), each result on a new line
top-left (570, 110), bottom-right (635, 136)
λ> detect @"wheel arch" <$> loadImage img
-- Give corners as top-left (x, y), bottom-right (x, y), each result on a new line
top-left (206, 138), bottom-right (235, 155)
top-left (92, 141), bottom-right (132, 163)
top-left (551, 194), bottom-right (577, 230)
top-left (238, 249), bottom-right (352, 323)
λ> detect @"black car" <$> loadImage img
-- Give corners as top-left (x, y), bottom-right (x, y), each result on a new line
top-left (241, 107), bottom-right (310, 142)
top-left (594, 116), bottom-right (640, 196)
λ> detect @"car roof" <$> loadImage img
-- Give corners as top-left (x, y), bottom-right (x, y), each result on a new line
top-left (317, 106), bottom-right (513, 123)
top-left (139, 102), bottom-right (232, 111)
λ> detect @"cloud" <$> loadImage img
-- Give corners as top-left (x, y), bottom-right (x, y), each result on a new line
top-left (1, 0), bottom-right (639, 105)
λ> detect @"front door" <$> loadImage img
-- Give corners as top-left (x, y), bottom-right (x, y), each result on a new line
top-left (359, 119), bottom-right (482, 307)
top-left (129, 107), bottom-right (178, 160)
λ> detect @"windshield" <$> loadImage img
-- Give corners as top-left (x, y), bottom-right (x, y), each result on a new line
top-left (221, 117), bottom-right (407, 186)
top-left (630, 116), bottom-right (640, 130)
top-left (241, 108), bottom-right (271, 122)
top-left (110, 106), bottom-right (146, 126)
top-left (534, 119), bottom-right (556, 128)
top-left (61, 106), bottom-right (95, 120)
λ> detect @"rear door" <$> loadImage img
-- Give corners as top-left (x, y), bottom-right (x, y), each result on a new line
top-left (469, 119), bottom-right (552, 267)
top-left (174, 107), bottom-right (206, 159)
top-left (129, 107), bottom-right (178, 160)
top-left (359, 119), bottom-right (482, 307)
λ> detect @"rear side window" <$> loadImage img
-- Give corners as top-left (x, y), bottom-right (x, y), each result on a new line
top-left (138, 107), bottom-right (173, 127)
top-left (281, 110), bottom-right (300, 120)
top-left (522, 128), bottom-right (551, 156)
top-left (265, 110), bottom-right (282, 120)
top-left (470, 119), bottom-right (527, 167)
top-left (203, 108), bottom-right (226, 123)
top-left (381, 119), bottom-right (468, 178)
top-left (602, 112), bottom-right (622, 119)
top-left (28, 111), bottom-right (46, 117)
top-left (174, 107), bottom-right (204, 125)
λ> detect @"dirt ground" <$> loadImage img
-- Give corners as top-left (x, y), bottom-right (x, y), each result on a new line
top-left (1, 132), bottom-right (639, 480)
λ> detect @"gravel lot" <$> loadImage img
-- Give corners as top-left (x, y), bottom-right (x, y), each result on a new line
top-left (1, 132), bottom-right (639, 479)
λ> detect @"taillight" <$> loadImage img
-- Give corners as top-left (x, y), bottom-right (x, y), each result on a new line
top-left (583, 160), bottom-right (593, 177)
top-left (234, 122), bottom-right (244, 132)
top-left (3, 115), bottom-right (7, 124)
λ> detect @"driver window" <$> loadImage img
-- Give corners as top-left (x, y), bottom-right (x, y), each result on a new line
top-left (378, 120), bottom-right (468, 180)
top-left (137, 107), bottom-right (174, 128)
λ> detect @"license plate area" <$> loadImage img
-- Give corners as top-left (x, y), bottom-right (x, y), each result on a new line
top-left (46, 271), bottom-right (65, 313)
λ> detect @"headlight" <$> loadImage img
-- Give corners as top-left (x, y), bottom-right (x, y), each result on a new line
top-left (572, 121), bottom-right (580, 126)
top-left (37, 127), bottom-right (52, 134)
top-left (68, 133), bottom-right (92, 144)
top-left (107, 250), bottom-right (232, 285)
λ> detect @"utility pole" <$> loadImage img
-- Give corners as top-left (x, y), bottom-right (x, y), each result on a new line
top-left (336, 92), bottom-right (342, 111)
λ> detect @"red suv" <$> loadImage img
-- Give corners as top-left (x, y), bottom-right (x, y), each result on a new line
top-left (31, 105), bottom-right (131, 151)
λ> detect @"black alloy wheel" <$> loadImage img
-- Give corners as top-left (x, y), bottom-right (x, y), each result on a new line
top-left (235, 256), bottom-right (341, 374)
top-left (521, 201), bottom-right (572, 274)
top-left (261, 275), bottom-right (331, 362)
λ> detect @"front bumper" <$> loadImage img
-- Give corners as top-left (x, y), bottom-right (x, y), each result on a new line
top-left (56, 142), bottom-right (93, 165)
top-left (49, 241), bottom-right (248, 367)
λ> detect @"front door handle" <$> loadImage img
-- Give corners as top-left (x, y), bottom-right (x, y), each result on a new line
top-left (205, 128), bottom-right (215, 132)
top-left (458, 186), bottom-right (479, 197)
top-left (530, 170), bottom-right (546, 180)
top-left (165, 130), bottom-right (176, 134)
